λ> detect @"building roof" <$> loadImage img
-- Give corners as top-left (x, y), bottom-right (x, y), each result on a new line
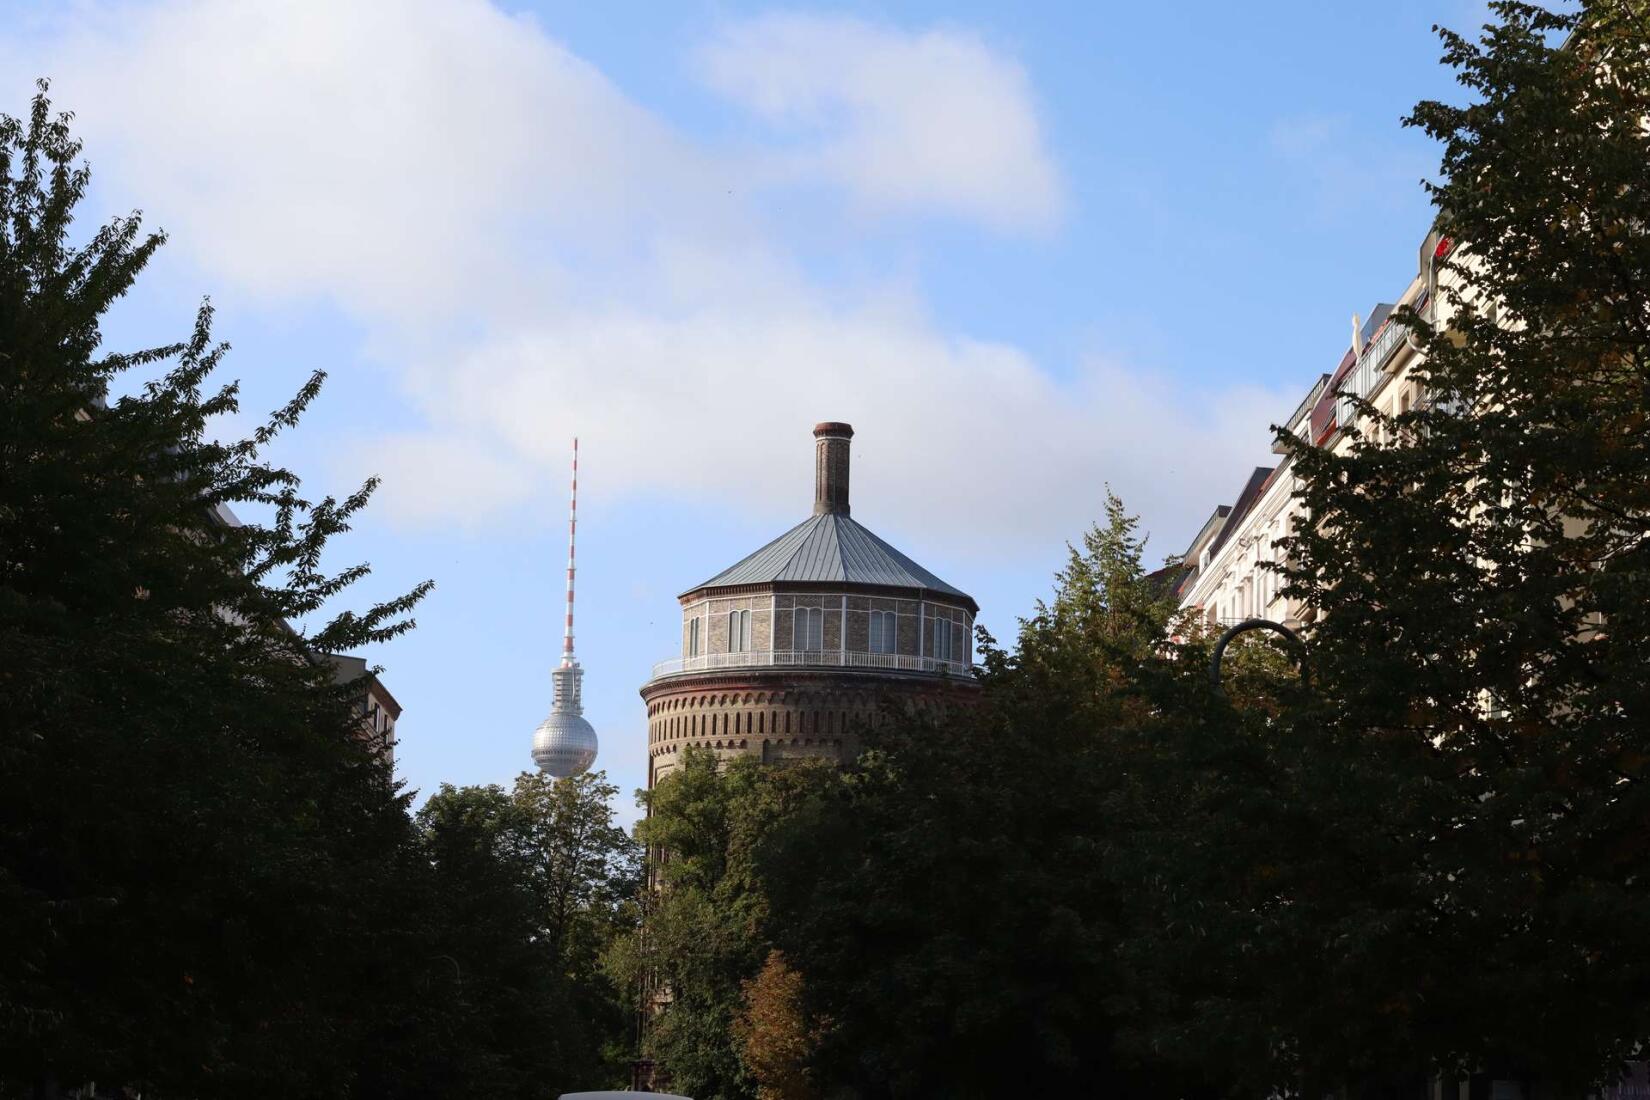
top-left (1184, 505), bottom-right (1232, 562)
top-left (328, 653), bottom-right (403, 718)
top-left (686, 511), bottom-right (977, 612)
top-left (1205, 466), bottom-right (1277, 560)
top-left (1170, 505), bottom-right (1233, 599)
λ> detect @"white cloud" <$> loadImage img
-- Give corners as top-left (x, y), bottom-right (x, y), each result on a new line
top-left (33, 0), bottom-right (735, 318)
top-left (11, 0), bottom-right (1284, 555)
top-left (393, 292), bottom-right (1287, 553)
top-left (695, 13), bottom-right (1064, 234)
top-left (345, 433), bottom-right (533, 527)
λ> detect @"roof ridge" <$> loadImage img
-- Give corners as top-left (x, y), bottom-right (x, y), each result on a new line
top-left (777, 512), bottom-right (836, 579)
top-left (843, 517), bottom-right (957, 593)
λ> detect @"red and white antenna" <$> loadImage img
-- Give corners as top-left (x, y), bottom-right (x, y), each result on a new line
top-left (532, 435), bottom-right (598, 778)
top-left (562, 437), bottom-right (578, 668)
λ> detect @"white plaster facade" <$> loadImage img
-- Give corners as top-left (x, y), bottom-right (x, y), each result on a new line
top-left (1178, 228), bottom-right (1459, 628)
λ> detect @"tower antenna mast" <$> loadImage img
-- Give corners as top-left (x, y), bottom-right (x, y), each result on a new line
top-left (564, 437), bottom-right (578, 667)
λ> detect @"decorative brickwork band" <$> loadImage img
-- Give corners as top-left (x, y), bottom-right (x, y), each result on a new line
top-left (812, 422), bottom-right (853, 517)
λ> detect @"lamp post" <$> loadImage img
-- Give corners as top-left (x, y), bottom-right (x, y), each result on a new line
top-left (1209, 618), bottom-right (1309, 696)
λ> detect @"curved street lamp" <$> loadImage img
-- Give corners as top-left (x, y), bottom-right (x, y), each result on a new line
top-left (1209, 618), bottom-right (1310, 696)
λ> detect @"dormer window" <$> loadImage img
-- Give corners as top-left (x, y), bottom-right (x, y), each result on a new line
top-left (868, 610), bottom-right (897, 654)
top-left (793, 607), bottom-right (823, 651)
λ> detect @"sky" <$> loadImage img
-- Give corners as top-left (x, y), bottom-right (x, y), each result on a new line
top-left (2, 0), bottom-right (1490, 824)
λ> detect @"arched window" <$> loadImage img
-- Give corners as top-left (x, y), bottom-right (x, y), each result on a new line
top-left (868, 609), bottom-right (897, 654)
top-left (793, 606), bottom-right (823, 651)
top-left (932, 615), bottom-right (954, 662)
top-left (688, 617), bottom-right (702, 657)
top-left (728, 609), bottom-right (752, 653)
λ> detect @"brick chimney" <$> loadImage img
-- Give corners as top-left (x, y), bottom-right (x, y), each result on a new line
top-left (812, 422), bottom-right (853, 516)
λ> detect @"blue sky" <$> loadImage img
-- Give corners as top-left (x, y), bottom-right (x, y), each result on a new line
top-left (3, 0), bottom-right (1486, 822)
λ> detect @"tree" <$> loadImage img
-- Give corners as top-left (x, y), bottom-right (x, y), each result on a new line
top-left (1240, 0), bottom-right (1650, 1089)
top-left (756, 495), bottom-right (1222, 1099)
top-left (510, 770), bottom-right (641, 983)
top-left (618, 749), bottom-right (831, 1100)
top-left (0, 83), bottom-right (432, 1095)
top-left (395, 772), bottom-right (641, 1098)
top-left (508, 770), bottom-right (642, 1086)
top-left (734, 950), bottom-right (820, 1100)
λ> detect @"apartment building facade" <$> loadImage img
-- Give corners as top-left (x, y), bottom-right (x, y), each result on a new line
top-left (1175, 228), bottom-right (1456, 627)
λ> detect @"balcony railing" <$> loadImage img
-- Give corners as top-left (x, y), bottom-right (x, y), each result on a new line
top-left (649, 649), bottom-right (974, 681)
top-left (1335, 315), bottom-right (1411, 423)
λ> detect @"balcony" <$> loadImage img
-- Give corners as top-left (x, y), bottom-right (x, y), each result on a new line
top-left (1335, 314), bottom-right (1412, 422)
top-left (649, 649), bottom-right (975, 682)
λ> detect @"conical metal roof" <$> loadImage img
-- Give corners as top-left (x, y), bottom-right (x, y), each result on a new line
top-left (686, 512), bottom-right (976, 611)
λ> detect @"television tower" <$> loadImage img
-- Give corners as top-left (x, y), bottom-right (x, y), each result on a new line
top-left (531, 438), bottom-right (599, 778)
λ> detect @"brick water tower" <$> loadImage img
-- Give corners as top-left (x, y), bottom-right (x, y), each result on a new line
top-left (639, 423), bottom-right (979, 788)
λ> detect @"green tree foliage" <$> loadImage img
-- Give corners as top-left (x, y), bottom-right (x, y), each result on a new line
top-left (618, 749), bottom-right (831, 1100)
top-left (0, 83), bottom-right (643, 1098)
top-left (406, 772), bottom-right (641, 1096)
top-left (752, 494), bottom-right (1229, 1099)
top-left (0, 83), bottom-right (434, 1096)
top-left (1243, 0), bottom-right (1650, 1089)
top-left (634, 499), bottom-right (1308, 1098)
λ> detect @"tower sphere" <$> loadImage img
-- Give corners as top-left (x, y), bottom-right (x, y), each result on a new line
top-left (533, 705), bottom-right (598, 778)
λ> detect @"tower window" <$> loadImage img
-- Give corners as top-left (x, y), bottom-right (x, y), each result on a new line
top-left (933, 617), bottom-right (954, 662)
top-left (868, 610), bottom-right (897, 654)
top-left (793, 606), bottom-right (823, 651)
top-left (728, 609), bottom-right (752, 652)
top-left (688, 617), bottom-right (702, 657)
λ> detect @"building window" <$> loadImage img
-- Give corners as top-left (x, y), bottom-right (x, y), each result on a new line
top-left (688, 617), bottom-right (701, 657)
top-left (933, 617), bottom-right (953, 662)
top-left (868, 610), bottom-right (897, 654)
top-left (793, 606), bottom-right (823, 651)
top-left (729, 609), bottom-right (752, 652)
